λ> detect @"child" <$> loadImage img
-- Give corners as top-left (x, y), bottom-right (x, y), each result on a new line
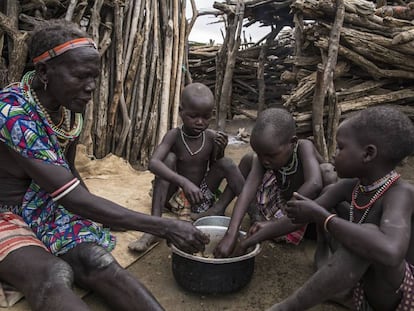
top-left (214, 107), bottom-right (324, 258)
top-left (269, 106), bottom-right (414, 310)
top-left (129, 82), bottom-right (244, 252)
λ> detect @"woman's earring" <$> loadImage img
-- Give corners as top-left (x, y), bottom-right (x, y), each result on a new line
top-left (43, 81), bottom-right (48, 91)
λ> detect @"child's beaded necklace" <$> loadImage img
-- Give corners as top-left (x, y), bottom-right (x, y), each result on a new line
top-left (277, 142), bottom-right (299, 188)
top-left (180, 125), bottom-right (205, 156)
top-left (349, 170), bottom-right (400, 224)
top-left (20, 71), bottom-right (83, 150)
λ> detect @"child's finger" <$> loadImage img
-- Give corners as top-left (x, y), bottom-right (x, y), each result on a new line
top-left (292, 192), bottom-right (308, 201)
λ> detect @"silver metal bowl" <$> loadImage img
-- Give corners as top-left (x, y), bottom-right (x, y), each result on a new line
top-left (170, 225), bottom-right (261, 294)
top-left (193, 215), bottom-right (231, 228)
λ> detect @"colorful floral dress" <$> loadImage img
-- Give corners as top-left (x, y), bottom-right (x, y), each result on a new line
top-left (0, 83), bottom-right (115, 256)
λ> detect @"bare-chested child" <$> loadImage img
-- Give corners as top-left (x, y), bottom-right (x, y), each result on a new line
top-left (129, 83), bottom-right (244, 252)
top-left (214, 108), bottom-right (326, 258)
top-left (269, 106), bottom-right (414, 311)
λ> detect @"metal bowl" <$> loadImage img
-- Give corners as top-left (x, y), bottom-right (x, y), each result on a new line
top-left (193, 215), bottom-right (231, 228)
top-left (170, 225), bottom-right (261, 294)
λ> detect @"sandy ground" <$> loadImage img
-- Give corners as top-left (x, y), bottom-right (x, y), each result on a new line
top-left (9, 117), bottom-right (414, 311)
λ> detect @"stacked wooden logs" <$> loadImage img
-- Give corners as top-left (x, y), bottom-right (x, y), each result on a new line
top-left (188, 25), bottom-right (295, 117)
top-left (282, 0), bottom-right (414, 135)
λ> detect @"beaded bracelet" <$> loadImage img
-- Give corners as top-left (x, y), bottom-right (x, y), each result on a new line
top-left (323, 214), bottom-right (337, 232)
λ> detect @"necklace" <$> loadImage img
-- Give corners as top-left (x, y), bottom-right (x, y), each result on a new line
top-left (349, 171), bottom-right (400, 224)
top-left (20, 71), bottom-right (84, 147)
top-left (358, 170), bottom-right (397, 193)
top-left (180, 127), bottom-right (205, 156)
top-left (277, 142), bottom-right (299, 187)
top-left (181, 125), bottom-right (203, 139)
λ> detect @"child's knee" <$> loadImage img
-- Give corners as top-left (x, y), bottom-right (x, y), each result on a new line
top-left (320, 163), bottom-right (337, 186)
top-left (239, 152), bottom-right (254, 176)
top-left (215, 156), bottom-right (236, 171)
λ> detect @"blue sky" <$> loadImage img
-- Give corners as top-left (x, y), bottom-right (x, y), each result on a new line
top-left (187, 0), bottom-right (271, 44)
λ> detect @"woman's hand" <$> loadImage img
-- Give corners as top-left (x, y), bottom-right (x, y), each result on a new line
top-left (165, 219), bottom-right (210, 254)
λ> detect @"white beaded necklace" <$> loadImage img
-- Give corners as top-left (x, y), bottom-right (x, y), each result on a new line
top-left (180, 126), bottom-right (205, 156)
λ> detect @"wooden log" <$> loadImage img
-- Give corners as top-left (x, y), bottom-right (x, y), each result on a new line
top-left (159, 18), bottom-right (173, 144)
top-left (339, 28), bottom-right (414, 71)
top-left (315, 37), bottom-right (414, 79)
top-left (215, 0), bottom-right (244, 130)
top-left (171, 0), bottom-right (186, 128)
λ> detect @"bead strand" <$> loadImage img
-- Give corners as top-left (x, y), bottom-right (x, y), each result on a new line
top-left (349, 172), bottom-right (400, 224)
top-left (180, 128), bottom-right (205, 156)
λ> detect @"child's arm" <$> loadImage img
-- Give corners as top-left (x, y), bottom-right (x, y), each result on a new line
top-left (240, 217), bottom-right (302, 251)
top-left (149, 129), bottom-right (203, 203)
top-left (238, 140), bottom-right (324, 251)
top-left (213, 154), bottom-right (264, 258)
top-left (286, 182), bottom-right (414, 266)
top-left (296, 139), bottom-right (324, 199)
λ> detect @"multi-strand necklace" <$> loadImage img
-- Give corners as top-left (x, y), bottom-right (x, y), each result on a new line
top-left (20, 71), bottom-right (83, 150)
top-left (180, 125), bottom-right (205, 156)
top-left (277, 142), bottom-right (299, 189)
top-left (349, 171), bottom-right (400, 224)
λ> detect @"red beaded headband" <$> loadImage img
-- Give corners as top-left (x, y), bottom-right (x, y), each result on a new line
top-left (33, 37), bottom-right (97, 64)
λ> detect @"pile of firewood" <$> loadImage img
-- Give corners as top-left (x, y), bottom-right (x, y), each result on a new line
top-left (282, 0), bottom-right (414, 136)
top-left (188, 25), bottom-right (295, 116)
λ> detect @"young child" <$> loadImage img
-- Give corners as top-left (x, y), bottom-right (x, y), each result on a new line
top-left (214, 107), bottom-right (325, 258)
top-left (269, 106), bottom-right (414, 311)
top-left (129, 82), bottom-right (244, 252)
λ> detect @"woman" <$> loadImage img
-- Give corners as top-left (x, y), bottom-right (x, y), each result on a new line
top-left (0, 19), bottom-right (208, 311)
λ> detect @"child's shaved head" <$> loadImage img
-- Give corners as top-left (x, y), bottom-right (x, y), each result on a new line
top-left (347, 106), bottom-right (414, 165)
top-left (181, 83), bottom-right (214, 110)
top-left (251, 108), bottom-right (296, 145)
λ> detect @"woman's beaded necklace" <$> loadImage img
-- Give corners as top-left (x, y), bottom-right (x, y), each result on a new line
top-left (180, 126), bottom-right (205, 156)
top-left (349, 171), bottom-right (400, 224)
top-left (277, 142), bottom-right (299, 188)
top-left (20, 71), bottom-right (83, 149)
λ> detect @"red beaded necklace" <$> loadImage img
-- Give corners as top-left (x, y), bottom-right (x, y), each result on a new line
top-left (349, 171), bottom-right (400, 224)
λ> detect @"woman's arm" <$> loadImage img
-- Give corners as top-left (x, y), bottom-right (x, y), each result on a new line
top-left (9, 146), bottom-right (209, 253)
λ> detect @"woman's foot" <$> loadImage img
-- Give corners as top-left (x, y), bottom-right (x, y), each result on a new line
top-left (128, 233), bottom-right (159, 252)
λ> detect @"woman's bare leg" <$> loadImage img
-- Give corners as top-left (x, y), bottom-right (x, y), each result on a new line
top-left (62, 243), bottom-right (164, 311)
top-left (0, 246), bottom-right (90, 311)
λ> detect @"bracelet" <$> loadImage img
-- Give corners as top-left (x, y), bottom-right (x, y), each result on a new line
top-left (50, 177), bottom-right (78, 197)
top-left (52, 180), bottom-right (80, 202)
top-left (323, 214), bottom-right (337, 232)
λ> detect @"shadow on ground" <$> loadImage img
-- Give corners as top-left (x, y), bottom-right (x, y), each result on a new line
top-left (84, 239), bottom-right (347, 311)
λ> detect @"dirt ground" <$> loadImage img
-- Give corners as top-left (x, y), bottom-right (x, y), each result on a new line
top-left (78, 116), bottom-right (414, 311)
top-left (53, 117), bottom-right (414, 310)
